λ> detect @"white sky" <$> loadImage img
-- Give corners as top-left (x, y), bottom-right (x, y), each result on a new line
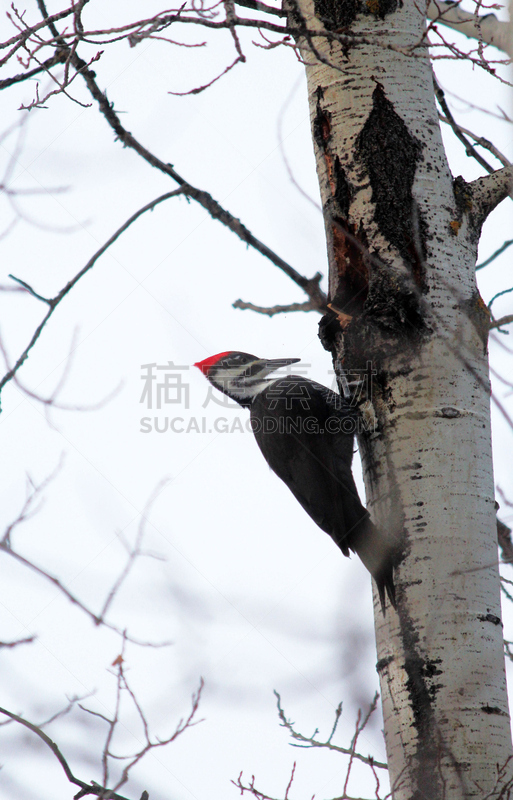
top-left (0, 3), bottom-right (512, 799)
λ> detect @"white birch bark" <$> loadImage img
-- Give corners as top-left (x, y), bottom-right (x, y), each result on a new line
top-left (287, 0), bottom-right (513, 797)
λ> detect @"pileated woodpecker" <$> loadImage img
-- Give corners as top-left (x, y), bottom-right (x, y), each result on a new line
top-left (194, 351), bottom-right (396, 612)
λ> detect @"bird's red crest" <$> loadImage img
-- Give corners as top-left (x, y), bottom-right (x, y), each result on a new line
top-left (194, 352), bottom-right (231, 375)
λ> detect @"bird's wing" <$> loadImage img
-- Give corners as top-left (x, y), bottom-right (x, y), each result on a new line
top-left (252, 406), bottom-right (365, 554)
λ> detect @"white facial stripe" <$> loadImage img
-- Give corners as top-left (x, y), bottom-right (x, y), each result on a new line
top-left (228, 379), bottom-right (275, 398)
top-left (215, 365), bottom-right (252, 382)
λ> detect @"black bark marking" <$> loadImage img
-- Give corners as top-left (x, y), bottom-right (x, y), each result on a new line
top-left (334, 156), bottom-right (351, 217)
top-left (356, 84), bottom-right (427, 287)
top-left (452, 174), bottom-right (492, 245)
top-left (313, 0), bottom-right (401, 27)
top-left (400, 610), bottom-right (444, 800)
top-left (478, 613), bottom-right (502, 626)
top-left (314, 0), bottom-right (361, 29)
top-left (376, 654), bottom-right (394, 672)
top-left (313, 88), bottom-right (331, 151)
top-left (482, 705), bottom-right (508, 716)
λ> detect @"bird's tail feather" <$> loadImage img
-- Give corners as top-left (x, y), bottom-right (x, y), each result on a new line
top-left (375, 559), bottom-right (397, 615)
top-left (350, 517), bottom-right (397, 616)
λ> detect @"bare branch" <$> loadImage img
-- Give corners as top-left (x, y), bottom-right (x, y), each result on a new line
top-left (0, 48), bottom-right (67, 89)
top-left (80, 659), bottom-right (204, 796)
top-left (233, 692), bottom-right (386, 800)
top-left (0, 6), bottom-right (75, 61)
top-left (427, 1), bottom-right (513, 56)
top-left (65, 46), bottom-right (326, 308)
top-left (98, 479), bottom-right (170, 621)
top-left (10, 0), bottom-right (497, 330)
top-left (439, 87), bottom-right (512, 123)
top-left (498, 518), bottom-right (513, 565)
top-left (17, 50), bottom-right (101, 111)
top-left (477, 239), bottom-right (513, 270)
top-left (0, 706), bottom-right (132, 800)
top-left (1, 467), bottom-right (171, 647)
top-left (7, 274), bottom-right (52, 304)
top-left (490, 314), bottom-right (513, 331)
top-left (168, 53), bottom-right (244, 95)
top-left (233, 299), bottom-right (324, 316)
top-left (328, 701), bottom-right (343, 743)
top-left (434, 78), bottom-right (495, 174)
top-left (273, 691), bottom-right (387, 770)
top-left (0, 636), bottom-right (35, 648)
top-left (0, 189), bottom-right (186, 401)
top-left (470, 165), bottom-right (513, 224)
top-left (343, 710), bottom-right (362, 798)
top-left (234, 0), bottom-right (286, 17)
top-left (233, 764), bottom-right (299, 800)
top-left (438, 115), bottom-right (511, 169)
top-left (1, 456), bottom-right (64, 546)
top-left (224, 0), bottom-right (247, 62)
top-left (0, 543), bottom-right (169, 647)
top-left (488, 286), bottom-right (513, 311)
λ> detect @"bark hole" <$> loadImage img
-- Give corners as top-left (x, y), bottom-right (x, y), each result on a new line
top-left (313, 87), bottom-right (331, 150)
top-left (364, 0), bottom-right (402, 19)
top-left (331, 217), bottom-right (370, 315)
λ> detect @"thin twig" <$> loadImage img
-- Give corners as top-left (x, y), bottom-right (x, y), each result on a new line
top-left (498, 519), bottom-right (513, 564)
top-left (27, 5), bottom-right (326, 311)
top-left (98, 479), bottom-right (170, 620)
top-left (488, 286), bottom-right (513, 311)
top-left (438, 116), bottom-right (510, 168)
top-left (434, 78), bottom-right (495, 173)
top-left (1, 467), bottom-right (172, 647)
top-left (0, 189), bottom-right (185, 401)
top-left (233, 299), bottom-right (324, 316)
top-left (274, 691), bottom-right (387, 770)
top-left (0, 636), bottom-right (35, 648)
top-left (477, 239), bottom-right (513, 270)
top-left (0, 706), bottom-right (132, 800)
top-left (1, 456), bottom-right (64, 546)
top-left (490, 315), bottom-right (513, 331)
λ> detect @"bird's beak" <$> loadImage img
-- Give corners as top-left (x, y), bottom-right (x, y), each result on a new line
top-left (254, 357), bottom-right (301, 378)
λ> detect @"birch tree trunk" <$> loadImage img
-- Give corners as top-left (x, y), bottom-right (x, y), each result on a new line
top-left (287, 1), bottom-right (513, 797)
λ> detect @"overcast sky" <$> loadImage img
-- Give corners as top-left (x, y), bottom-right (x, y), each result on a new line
top-left (0, 3), bottom-right (512, 799)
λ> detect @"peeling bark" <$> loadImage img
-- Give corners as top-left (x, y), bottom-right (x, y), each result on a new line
top-left (289, 0), bottom-right (513, 796)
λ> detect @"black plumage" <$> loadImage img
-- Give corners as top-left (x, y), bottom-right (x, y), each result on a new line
top-left (194, 351), bottom-right (396, 612)
top-left (251, 377), bottom-right (396, 612)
